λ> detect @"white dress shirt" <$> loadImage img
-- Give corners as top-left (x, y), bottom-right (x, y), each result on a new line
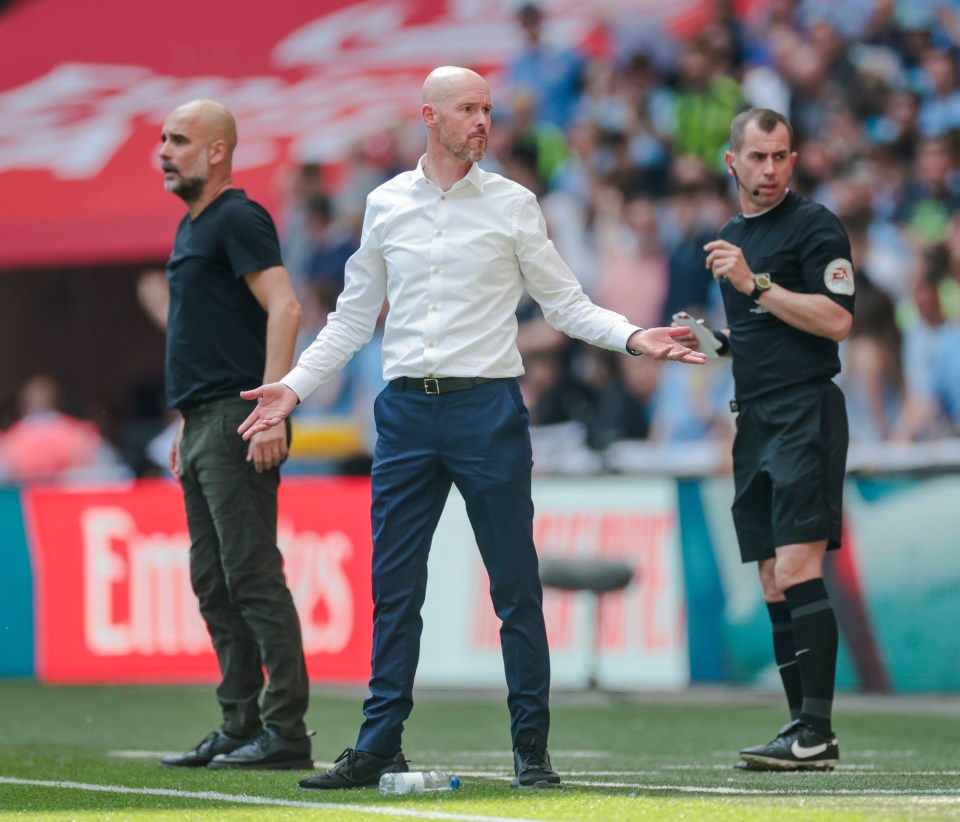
top-left (283, 157), bottom-right (641, 401)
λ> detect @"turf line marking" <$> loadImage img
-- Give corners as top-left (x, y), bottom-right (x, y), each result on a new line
top-left (0, 777), bottom-right (538, 822)
top-left (565, 779), bottom-right (960, 799)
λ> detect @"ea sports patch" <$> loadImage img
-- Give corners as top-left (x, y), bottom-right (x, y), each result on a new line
top-left (824, 258), bottom-right (854, 295)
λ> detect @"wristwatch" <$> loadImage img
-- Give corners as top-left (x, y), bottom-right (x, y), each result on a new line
top-left (750, 273), bottom-right (772, 301)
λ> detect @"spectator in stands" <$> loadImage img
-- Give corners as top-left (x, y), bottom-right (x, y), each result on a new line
top-left (518, 336), bottom-right (588, 429)
top-left (807, 16), bottom-right (868, 115)
top-left (279, 162), bottom-right (326, 291)
top-left (942, 209), bottom-right (960, 302)
top-left (302, 191), bottom-right (359, 313)
top-left (593, 174), bottom-right (669, 331)
top-left (0, 375), bottom-right (129, 484)
top-left (670, 33), bottom-right (745, 172)
top-left (659, 156), bottom-right (730, 325)
top-left (503, 91), bottom-right (568, 185)
top-left (892, 134), bottom-right (960, 244)
top-left (832, 194), bottom-right (904, 442)
top-left (648, 357), bottom-right (735, 447)
top-left (505, 2), bottom-right (585, 130)
top-left (893, 243), bottom-right (960, 439)
top-left (841, 272), bottom-right (904, 442)
top-left (865, 86), bottom-right (922, 164)
top-left (576, 347), bottom-right (655, 450)
top-left (916, 45), bottom-right (960, 137)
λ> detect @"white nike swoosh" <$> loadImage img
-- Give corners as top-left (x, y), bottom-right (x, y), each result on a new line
top-left (791, 740), bottom-right (828, 758)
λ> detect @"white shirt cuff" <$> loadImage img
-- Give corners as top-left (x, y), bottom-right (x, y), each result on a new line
top-left (281, 367), bottom-right (319, 403)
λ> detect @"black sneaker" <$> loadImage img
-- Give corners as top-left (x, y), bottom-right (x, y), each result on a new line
top-left (207, 727), bottom-right (313, 770)
top-left (510, 730), bottom-right (562, 789)
top-left (732, 759), bottom-right (765, 771)
top-left (297, 748), bottom-right (409, 790)
top-left (159, 730), bottom-right (259, 768)
top-left (739, 720), bottom-right (839, 771)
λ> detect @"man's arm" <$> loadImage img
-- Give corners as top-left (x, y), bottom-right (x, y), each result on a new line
top-left (242, 265), bottom-right (302, 471)
top-left (750, 287), bottom-right (852, 341)
top-left (239, 209), bottom-right (389, 442)
top-left (517, 193), bottom-right (705, 363)
top-left (704, 239), bottom-right (853, 341)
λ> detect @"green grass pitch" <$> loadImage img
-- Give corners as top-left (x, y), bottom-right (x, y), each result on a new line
top-left (0, 681), bottom-right (957, 820)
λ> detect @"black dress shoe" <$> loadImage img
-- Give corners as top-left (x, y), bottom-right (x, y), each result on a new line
top-left (207, 727), bottom-right (313, 770)
top-left (510, 730), bottom-right (562, 788)
top-left (159, 730), bottom-right (259, 768)
top-left (297, 747), bottom-right (408, 790)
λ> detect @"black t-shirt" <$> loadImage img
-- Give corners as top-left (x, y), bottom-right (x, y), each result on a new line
top-left (165, 189), bottom-right (284, 410)
top-left (718, 191), bottom-right (855, 402)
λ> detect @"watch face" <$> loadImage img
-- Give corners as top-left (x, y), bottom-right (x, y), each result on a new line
top-left (755, 273), bottom-right (771, 289)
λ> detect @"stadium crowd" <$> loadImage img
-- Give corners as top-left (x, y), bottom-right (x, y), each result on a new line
top-left (6, 0), bottom-right (960, 481)
top-left (272, 0), bottom-right (960, 477)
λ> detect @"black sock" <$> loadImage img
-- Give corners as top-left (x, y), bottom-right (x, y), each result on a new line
top-left (784, 578), bottom-right (838, 738)
top-left (766, 600), bottom-right (803, 721)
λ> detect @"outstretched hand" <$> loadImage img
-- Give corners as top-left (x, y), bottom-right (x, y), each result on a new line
top-left (238, 383), bottom-right (300, 441)
top-left (628, 326), bottom-right (708, 364)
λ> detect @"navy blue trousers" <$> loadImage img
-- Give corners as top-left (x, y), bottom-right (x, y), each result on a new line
top-left (355, 378), bottom-right (550, 755)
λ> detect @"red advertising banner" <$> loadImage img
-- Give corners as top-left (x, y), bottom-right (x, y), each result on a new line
top-left (24, 478), bottom-right (374, 684)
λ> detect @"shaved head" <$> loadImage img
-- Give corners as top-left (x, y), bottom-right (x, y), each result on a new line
top-left (422, 66), bottom-right (488, 108)
top-left (168, 99), bottom-right (238, 154)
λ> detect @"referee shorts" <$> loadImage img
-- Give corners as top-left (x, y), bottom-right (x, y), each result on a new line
top-left (731, 380), bottom-right (848, 563)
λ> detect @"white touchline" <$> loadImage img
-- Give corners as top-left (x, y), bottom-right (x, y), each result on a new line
top-left (564, 779), bottom-right (960, 799)
top-left (4, 775), bottom-right (960, 811)
top-left (0, 777), bottom-right (536, 822)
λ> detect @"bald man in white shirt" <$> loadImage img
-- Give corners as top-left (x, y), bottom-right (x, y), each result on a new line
top-left (239, 66), bottom-right (705, 791)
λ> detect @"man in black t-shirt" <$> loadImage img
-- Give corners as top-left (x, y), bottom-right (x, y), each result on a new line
top-left (156, 99), bottom-right (311, 771)
top-left (679, 108), bottom-right (855, 771)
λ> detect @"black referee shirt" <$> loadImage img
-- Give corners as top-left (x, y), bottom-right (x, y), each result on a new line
top-left (718, 190), bottom-right (855, 402)
top-left (165, 189), bottom-right (284, 410)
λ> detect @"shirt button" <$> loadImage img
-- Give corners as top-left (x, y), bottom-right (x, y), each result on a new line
top-left (428, 341), bottom-right (436, 348)
top-left (440, 195), bottom-right (446, 201)
top-left (430, 305), bottom-right (438, 311)
top-left (435, 230), bottom-right (442, 236)
top-left (432, 267), bottom-right (440, 273)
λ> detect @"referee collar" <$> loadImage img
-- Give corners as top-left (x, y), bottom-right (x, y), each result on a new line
top-left (744, 189), bottom-right (790, 219)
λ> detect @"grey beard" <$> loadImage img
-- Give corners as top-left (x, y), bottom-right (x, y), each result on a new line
top-left (169, 175), bottom-right (206, 205)
top-left (443, 136), bottom-right (485, 164)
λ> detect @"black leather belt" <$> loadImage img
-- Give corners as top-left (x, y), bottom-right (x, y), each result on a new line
top-left (391, 376), bottom-right (499, 395)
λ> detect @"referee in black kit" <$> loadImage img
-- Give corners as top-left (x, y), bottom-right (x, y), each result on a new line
top-left (683, 108), bottom-right (855, 771)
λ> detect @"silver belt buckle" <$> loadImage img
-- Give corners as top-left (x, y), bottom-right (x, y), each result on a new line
top-left (424, 378), bottom-right (440, 395)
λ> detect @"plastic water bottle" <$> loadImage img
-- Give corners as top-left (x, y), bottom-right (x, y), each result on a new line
top-left (378, 771), bottom-right (461, 795)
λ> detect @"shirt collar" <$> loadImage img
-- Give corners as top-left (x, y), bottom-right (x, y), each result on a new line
top-left (744, 188), bottom-right (790, 219)
top-left (410, 155), bottom-right (485, 193)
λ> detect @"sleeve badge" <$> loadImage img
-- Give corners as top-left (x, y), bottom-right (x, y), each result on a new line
top-left (824, 258), bottom-right (855, 295)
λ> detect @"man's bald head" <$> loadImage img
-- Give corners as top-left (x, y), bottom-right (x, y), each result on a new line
top-left (421, 66), bottom-right (488, 107)
top-left (169, 99), bottom-right (238, 154)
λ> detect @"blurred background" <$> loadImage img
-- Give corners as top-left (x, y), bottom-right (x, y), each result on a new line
top-left (1, 0), bottom-right (959, 698)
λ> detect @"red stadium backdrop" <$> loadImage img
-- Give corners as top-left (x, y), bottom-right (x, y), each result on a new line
top-left (0, 0), bottom-right (749, 269)
top-left (24, 478), bottom-right (374, 684)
